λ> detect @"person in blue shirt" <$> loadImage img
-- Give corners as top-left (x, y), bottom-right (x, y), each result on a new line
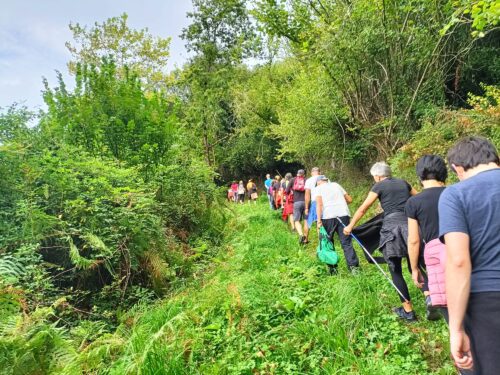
top-left (264, 174), bottom-right (274, 209)
top-left (439, 136), bottom-right (500, 374)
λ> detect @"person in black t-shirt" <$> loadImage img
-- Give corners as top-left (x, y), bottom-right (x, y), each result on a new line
top-left (405, 155), bottom-right (448, 322)
top-left (344, 162), bottom-right (418, 322)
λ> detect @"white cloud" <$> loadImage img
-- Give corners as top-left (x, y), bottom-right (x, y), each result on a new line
top-left (0, 0), bottom-right (193, 109)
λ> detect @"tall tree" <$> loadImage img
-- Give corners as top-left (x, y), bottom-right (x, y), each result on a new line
top-left (66, 13), bottom-right (171, 89)
top-left (180, 0), bottom-right (259, 167)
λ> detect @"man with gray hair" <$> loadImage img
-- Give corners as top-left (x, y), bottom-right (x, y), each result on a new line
top-left (344, 161), bottom-right (418, 321)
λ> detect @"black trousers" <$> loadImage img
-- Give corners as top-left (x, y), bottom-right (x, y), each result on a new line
top-left (386, 257), bottom-right (412, 302)
top-left (464, 292), bottom-right (500, 375)
top-left (322, 216), bottom-right (360, 268)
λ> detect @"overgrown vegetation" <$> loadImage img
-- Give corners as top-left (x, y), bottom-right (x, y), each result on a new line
top-left (0, 0), bottom-right (499, 373)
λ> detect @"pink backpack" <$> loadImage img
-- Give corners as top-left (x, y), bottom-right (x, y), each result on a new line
top-left (424, 238), bottom-right (447, 307)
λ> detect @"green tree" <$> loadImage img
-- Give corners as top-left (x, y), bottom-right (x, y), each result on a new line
top-left (254, 0), bottom-right (476, 158)
top-left (42, 58), bottom-right (178, 180)
top-left (180, 0), bottom-right (259, 167)
top-left (66, 13), bottom-right (172, 89)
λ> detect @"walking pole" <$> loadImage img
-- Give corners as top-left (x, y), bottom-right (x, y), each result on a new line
top-left (336, 217), bottom-right (410, 303)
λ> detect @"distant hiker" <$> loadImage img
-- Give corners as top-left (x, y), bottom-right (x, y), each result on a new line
top-left (304, 167), bottom-right (321, 243)
top-left (405, 155), bottom-right (447, 321)
top-left (282, 173), bottom-right (295, 231)
top-left (273, 176), bottom-right (282, 209)
top-left (439, 136), bottom-right (500, 373)
top-left (231, 181), bottom-right (238, 203)
top-left (344, 162), bottom-right (418, 322)
top-left (227, 183), bottom-right (235, 202)
top-left (247, 179), bottom-right (258, 204)
top-left (315, 175), bottom-right (360, 273)
top-left (237, 181), bottom-right (246, 204)
top-left (264, 174), bottom-right (274, 209)
top-left (286, 169), bottom-right (307, 244)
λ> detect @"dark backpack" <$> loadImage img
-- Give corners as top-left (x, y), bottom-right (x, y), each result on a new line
top-left (292, 176), bottom-right (305, 192)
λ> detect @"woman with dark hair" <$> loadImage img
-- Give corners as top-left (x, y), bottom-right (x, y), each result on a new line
top-left (344, 162), bottom-right (418, 321)
top-left (405, 155), bottom-right (448, 321)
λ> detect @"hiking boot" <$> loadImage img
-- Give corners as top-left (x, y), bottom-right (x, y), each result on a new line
top-left (299, 235), bottom-right (306, 245)
top-left (425, 295), bottom-right (441, 321)
top-left (328, 264), bottom-right (338, 275)
top-left (392, 307), bottom-right (417, 322)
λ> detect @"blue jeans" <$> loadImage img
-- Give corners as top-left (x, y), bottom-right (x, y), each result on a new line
top-left (267, 194), bottom-right (274, 209)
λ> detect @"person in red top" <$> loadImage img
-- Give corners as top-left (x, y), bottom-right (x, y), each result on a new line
top-left (230, 181), bottom-right (238, 203)
top-left (282, 173), bottom-right (294, 231)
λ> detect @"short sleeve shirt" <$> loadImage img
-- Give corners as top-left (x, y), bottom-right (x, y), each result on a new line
top-left (315, 182), bottom-right (350, 219)
top-left (305, 176), bottom-right (320, 202)
top-left (272, 181), bottom-right (281, 192)
top-left (286, 177), bottom-right (305, 202)
top-left (439, 169), bottom-right (500, 293)
top-left (405, 187), bottom-right (445, 243)
top-left (371, 178), bottom-right (412, 216)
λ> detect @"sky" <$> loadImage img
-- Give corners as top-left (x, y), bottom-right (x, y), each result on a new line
top-left (0, 0), bottom-right (193, 110)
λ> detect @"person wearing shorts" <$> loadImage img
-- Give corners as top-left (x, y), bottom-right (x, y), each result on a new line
top-left (286, 169), bottom-right (307, 244)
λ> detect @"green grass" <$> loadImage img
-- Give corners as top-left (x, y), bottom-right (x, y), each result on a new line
top-left (72, 201), bottom-right (455, 374)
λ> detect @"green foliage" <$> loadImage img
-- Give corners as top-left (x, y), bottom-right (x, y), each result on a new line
top-left (391, 84), bottom-right (500, 184)
top-left (66, 13), bottom-right (172, 89)
top-left (65, 203), bottom-right (455, 374)
top-left (42, 58), bottom-right (178, 179)
top-left (2, 2), bottom-right (500, 372)
top-left (444, 0), bottom-right (500, 37)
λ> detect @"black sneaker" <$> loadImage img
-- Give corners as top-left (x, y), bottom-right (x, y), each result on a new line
top-left (328, 264), bottom-right (338, 275)
top-left (425, 296), bottom-right (441, 321)
top-left (299, 235), bottom-right (305, 245)
top-left (392, 307), bottom-right (417, 322)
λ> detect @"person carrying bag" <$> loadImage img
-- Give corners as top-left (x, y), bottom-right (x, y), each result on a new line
top-left (317, 226), bottom-right (339, 275)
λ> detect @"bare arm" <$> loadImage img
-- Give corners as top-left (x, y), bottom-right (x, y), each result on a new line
top-left (305, 189), bottom-right (311, 213)
top-left (344, 193), bottom-right (353, 204)
top-left (343, 192), bottom-right (378, 235)
top-left (445, 232), bottom-right (473, 370)
top-left (410, 187), bottom-right (418, 196)
top-left (316, 195), bottom-right (323, 227)
top-left (407, 218), bottom-right (422, 288)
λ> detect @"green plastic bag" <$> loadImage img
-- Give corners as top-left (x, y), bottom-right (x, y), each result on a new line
top-left (316, 226), bottom-right (339, 265)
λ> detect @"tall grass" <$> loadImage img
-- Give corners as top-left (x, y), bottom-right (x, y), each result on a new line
top-left (70, 201), bottom-right (455, 374)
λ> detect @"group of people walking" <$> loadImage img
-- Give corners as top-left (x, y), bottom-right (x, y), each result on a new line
top-left (227, 180), bottom-right (258, 204)
top-left (263, 136), bottom-right (500, 375)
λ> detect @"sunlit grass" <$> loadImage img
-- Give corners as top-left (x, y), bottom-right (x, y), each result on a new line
top-left (96, 201), bottom-right (455, 374)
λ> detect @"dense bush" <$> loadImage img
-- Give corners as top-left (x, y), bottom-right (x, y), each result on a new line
top-left (391, 85), bottom-right (500, 184)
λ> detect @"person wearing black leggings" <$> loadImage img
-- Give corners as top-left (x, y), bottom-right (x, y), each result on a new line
top-left (344, 162), bottom-right (418, 322)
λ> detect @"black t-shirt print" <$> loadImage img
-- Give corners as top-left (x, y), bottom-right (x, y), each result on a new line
top-left (405, 187), bottom-right (446, 243)
top-left (371, 177), bottom-right (412, 216)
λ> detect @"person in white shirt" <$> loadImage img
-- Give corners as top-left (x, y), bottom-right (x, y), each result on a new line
top-left (304, 167), bottom-right (321, 243)
top-left (316, 175), bottom-right (360, 272)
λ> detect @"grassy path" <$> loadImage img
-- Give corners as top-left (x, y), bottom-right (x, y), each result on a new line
top-left (98, 202), bottom-right (455, 374)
